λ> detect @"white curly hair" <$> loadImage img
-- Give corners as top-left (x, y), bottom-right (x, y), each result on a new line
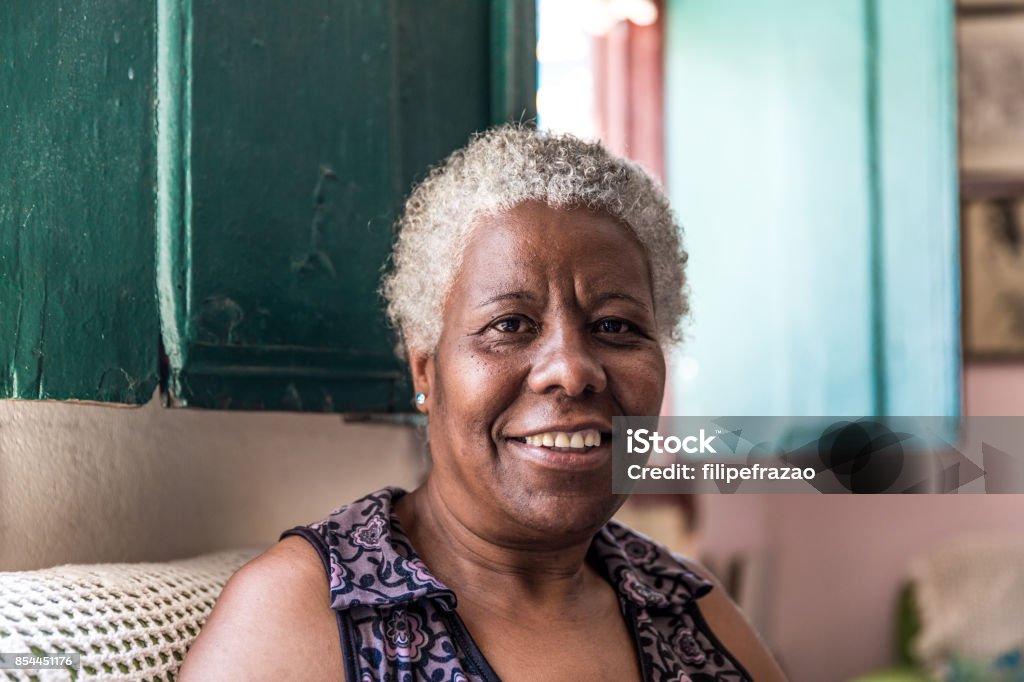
top-left (380, 124), bottom-right (688, 357)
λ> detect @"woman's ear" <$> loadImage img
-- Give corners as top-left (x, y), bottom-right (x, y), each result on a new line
top-left (408, 348), bottom-right (434, 413)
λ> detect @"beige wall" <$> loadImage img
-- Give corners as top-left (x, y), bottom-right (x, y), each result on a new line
top-left (0, 393), bottom-right (422, 571)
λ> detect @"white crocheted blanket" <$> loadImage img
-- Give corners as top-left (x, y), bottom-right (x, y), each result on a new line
top-left (0, 549), bottom-right (258, 681)
top-left (912, 534), bottom-right (1024, 668)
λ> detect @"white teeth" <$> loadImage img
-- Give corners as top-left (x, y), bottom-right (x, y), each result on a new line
top-left (522, 429), bottom-right (602, 450)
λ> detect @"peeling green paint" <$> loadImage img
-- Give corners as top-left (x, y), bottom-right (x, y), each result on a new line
top-left (162, 0), bottom-right (536, 412)
top-left (0, 1), bottom-right (160, 403)
top-left (2, 1), bottom-right (535, 411)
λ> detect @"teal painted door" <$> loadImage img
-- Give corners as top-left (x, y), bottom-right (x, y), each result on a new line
top-left (2, 1), bottom-right (536, 411)
top-left (665, 0), bottom-right (959, 417)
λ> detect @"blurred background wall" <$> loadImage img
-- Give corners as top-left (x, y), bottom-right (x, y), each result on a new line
top-left (966, 362), bottom-right (1024, 415)
top-left (698, 388), bottom-right (1024, 681)
top-left (0, 397), bottom-right (420, 570)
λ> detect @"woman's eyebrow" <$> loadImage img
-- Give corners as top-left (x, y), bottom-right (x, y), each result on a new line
top-left (476, 291), bottom-right (650, 311)
top-left (475, 291), bottom-right (538, 308)
top-left (594, 292), bottom-right (651, 312)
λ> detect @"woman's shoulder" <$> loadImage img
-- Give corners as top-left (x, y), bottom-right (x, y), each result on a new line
top-left (291, 486), bottom-right (406, 548)
top-left (678, 557), bottom-right (788, 682)
top-left (599, 520), bottom-right (715, 603)
top-left (601, 520), bottom-right (788, 681)
top-left (178, 488), bottom-right (409, 680)
top-left (177, 536), bottom-right (342, 681)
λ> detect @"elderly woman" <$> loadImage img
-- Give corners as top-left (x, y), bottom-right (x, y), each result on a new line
top-left (181, 127), bottom-right (784, 681)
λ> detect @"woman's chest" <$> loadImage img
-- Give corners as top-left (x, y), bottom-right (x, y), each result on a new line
top-left (343, 601), bottom-right (643, 682)
top-left (465, 610), bottom-right (644, 682)
top-left (341, 600), bottom-right (749, 681)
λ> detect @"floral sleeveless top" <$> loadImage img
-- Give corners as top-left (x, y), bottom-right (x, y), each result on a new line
top-left (282, 488), bottom-right (752, 682)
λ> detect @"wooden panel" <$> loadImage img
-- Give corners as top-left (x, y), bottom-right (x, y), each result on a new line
top-left (876, 0), bottom-right (960, 415)
top-left (490, 0), bottom-right (539, 124)
top-left (159, 0), bottom-right (536, 411)
top-left (666, 0), bottom-right (875, 416)
top-left (664, 0), bottom-right (959, 417)
top-left (0, 1), bottom-right (159, 403)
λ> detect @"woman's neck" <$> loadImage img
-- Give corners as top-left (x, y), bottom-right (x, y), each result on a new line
top-left (394, 477), bottom-right (605, 614)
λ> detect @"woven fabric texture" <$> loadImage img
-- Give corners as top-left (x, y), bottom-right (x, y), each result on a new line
top-left (0, 549), bottom-right (257, 682)
top-left (912, 534), bottom-right (1024, 667)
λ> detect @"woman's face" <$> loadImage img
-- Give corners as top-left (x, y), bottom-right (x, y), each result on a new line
top-left (412, 201), bottom-right (666, 543)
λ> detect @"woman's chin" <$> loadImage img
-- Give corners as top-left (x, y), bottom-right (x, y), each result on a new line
top-left (498, 481), bottom-right (625, 542)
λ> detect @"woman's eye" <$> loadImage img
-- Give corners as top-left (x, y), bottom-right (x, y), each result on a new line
top-left (594, 318), bottom-right (633, 334)
top-left (492, 316), bottom-right (532, 333)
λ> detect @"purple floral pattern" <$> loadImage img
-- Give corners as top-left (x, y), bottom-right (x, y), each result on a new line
top-left (383, 609), bottom-right (429, 662)
top-left (673, 628), bottom-right (706, 665)
top-left (622, 569), bottom-right (671, 608)
top-left (283, 488), bottom-right (752, 681)
top-left (350, 516), bottom-right (387, 550)
top-left (667, 674), bottom-right (696, 682)
top-left (624, 537), bottom-right (659, 564)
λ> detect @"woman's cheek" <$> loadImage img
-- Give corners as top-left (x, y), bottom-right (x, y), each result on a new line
top-left (616, 350), bottom-right (666, 414)
top-left (444, 344), bottom-right (517, 416)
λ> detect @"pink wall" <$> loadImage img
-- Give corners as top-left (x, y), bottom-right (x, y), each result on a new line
top-left (964, 362), bottom-right (1024, 416)
top-left (698, 362), bottom-right (1024, 682)
top-left (758, 495), bottom-right (1024, 681)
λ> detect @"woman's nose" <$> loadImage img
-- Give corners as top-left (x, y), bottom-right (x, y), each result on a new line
top-left (527, 325), bottom-right (608, 397)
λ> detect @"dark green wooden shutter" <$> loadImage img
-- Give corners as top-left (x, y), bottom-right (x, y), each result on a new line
top-left (1, 1), bottom-right (160, 404)
top-left (2, 1), bottom-right (536, 411)
top-left (159, 0), bottom-right (536, 412)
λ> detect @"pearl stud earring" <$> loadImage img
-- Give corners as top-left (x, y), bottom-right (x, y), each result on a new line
top-left (415, 392), bottom-right (426, 405)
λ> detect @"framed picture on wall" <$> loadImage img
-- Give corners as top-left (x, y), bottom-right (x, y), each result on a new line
top-left (958, 2), bottom-right (1024, 358)
top-left (963, 195), bottom-right (1024, 357)
top-left (958, 4), bottom-right (1024, 178)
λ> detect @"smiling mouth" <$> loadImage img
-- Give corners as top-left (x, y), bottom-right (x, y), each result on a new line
top-left (510, 429), bottom-right (606, 451)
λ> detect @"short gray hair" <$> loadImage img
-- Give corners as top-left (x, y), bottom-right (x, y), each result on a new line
top-left (381, 124), bottom-right (688, 357)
